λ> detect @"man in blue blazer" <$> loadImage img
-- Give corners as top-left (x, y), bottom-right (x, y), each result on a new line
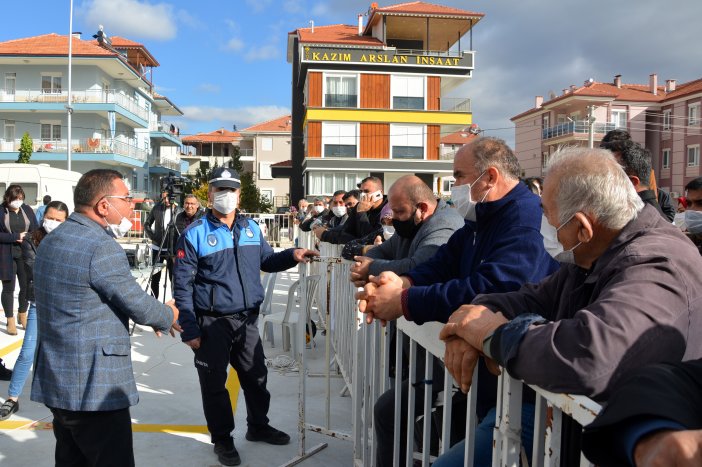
top-left (32, 169), bottom-right (179, 467)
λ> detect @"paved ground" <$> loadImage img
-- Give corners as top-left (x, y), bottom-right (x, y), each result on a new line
top-left (0, 266), bottom-right (354, 466)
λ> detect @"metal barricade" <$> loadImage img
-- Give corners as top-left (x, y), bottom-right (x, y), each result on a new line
top-left (291, 229), bottom-right (602, 466)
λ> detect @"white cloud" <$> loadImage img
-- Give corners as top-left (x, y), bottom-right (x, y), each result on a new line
top-left (224, 38), bottom-right (245, 52)
top-left (244, 43), bottom-right (281, 62)
top-left (245, 0), bottom-right (273, 13)
top-left (176, 9), bottom-right (204, 30)
top-left (283, 0), bottom-right (304, 14)
top-left (179, 105), bottom-right (291, 130)
top-left (310, 3), bottom-right (331, 17)
top-left (80, 0), bottom-right (177, 41)
top-left (197, 83), bottom-right (221, 94)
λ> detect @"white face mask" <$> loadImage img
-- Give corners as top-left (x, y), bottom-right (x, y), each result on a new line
top-left (541, 214), bottom-right (581, 264)
top-left (314, 205), bottom-right (325, 214)
top-left (43, 219), bottom-right (62, 234)
top-left (104, 201), bottom-right (133, 238)
top-left (673, 212), bottom-right (686, 229)
top-left (685, 210), bottom-right (702, 235)
top-left (213, 190), bottom-right (239, 215)
top-left (382, 225), bottom-right (395, 240)
top-left (451, 172), bottom-right (489, 221)
top-left (332, 206), bottom-right (347, 217)
top-left (9, 199), bottom-right (23, 210)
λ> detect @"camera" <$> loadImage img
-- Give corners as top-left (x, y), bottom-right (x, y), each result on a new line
top-left (160, 173), bottom-right (186, 202)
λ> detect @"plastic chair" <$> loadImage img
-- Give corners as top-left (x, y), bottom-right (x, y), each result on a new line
top-left (260, 272), bottom-right (278, 317)
top-left (260, 274), bottom-right (320, 357)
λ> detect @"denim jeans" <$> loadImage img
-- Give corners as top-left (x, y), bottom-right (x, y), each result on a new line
top-left (433, 403), bottom-right (536, 467)
top-left (8, 302), bottom-right (37, 397)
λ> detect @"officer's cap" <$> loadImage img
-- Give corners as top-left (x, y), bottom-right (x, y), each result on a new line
top-left (209, 167), bottom-right (241, 189)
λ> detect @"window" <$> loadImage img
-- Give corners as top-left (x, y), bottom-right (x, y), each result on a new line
top-left (260, 189), bottom-right (273, 203)
top-left (688, 145), bottom-right (700, 167)
top-left (392, 75), bottom-right (424, 110)
top-left (40, 122), bottom-right (61, 141)
top-left (41, 74), bottom-right (62, 94)
top-left (390, 124), bottom-right (424, 159)
top-left (259, 162), bottom-right (272, 180)
top-left (611, 110), bottom-right (627, 129)
top-left (308, 171), bottom-right (366, 195)
top-left (261, 137), bottom-right (273, 151)
top-left (442, 177), bottom-right (455, 193)
top-left (322, 122), bottom-right (357, 158)
top-left (542, 114), bottom-right (550, 129)
top-left (324, 75), bottom-right (357, 108)
top-left (688, 104), bottom-right (700, 126)
top-left (16, 183), bottom-right (38, 205)
top-left (132, 173), bottom-right (138, 191)
top-left (663, 110), bottom-right (671, 130)
top-left (4, 121), bottom-right (15, 142)
top-left (143, 175), bottom-right (149, 193)
top-left (662, 149), bottom-right (670, 169)
top-left (4, 73), bottom-right (16, 99)
top-left (542, 152), bottom-right (550, 169)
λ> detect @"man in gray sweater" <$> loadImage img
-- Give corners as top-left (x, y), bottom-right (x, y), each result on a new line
top-left (350, 175), bottom-right (464, 286)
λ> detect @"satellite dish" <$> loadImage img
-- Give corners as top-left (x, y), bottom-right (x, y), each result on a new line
top-left (548, 90), bottom-right (557, 99)
top-left (584, 78), bottom-right (594, 87)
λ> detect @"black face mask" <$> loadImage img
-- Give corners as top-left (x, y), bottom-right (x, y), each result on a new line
top-left (392, 209), bottom-right (421, 239)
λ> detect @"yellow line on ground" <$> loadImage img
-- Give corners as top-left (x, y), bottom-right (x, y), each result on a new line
top-left (226, 367), bottom-right (240, 416)
top-left (0, 420), bottom-right (209, 434)
top-left (0, 339), bottom-right (23, 357)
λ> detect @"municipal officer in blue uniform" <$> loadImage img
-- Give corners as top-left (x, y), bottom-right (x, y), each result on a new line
top-left (173, 167), bottom-right (318, 466)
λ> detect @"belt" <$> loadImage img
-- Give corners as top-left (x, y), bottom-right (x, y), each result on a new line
top-left (199, 308), bottom-right (259, 319)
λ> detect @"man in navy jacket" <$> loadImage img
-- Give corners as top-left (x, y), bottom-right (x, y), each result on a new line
top-left (173, 167), bottom-right (317, 466)
top-left (359, 137), bottom-right (558, 466)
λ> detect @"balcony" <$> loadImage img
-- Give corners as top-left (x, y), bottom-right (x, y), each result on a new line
top-left (439, 97), bottom-right (471, 113)
top-left (542, 121), bottom-right (619, 141)
top-left (0, 88), bottom-right (150, 123)
top-left (239, 148), bottom-right (255, 161)
top-left (148, 155), bottom-right (181, 173)
top-left (0, 137), bottom-right (147, 164)
top-left (150, 120), bottom-right (181, 146)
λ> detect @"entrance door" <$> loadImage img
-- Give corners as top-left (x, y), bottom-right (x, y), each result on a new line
top-left (4, 73), bottom-right (16, 102)
top-left (3, 122), bottom-right (15, 151)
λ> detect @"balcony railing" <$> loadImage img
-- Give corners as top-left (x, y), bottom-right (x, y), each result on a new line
top-left (150, 120), bottom-right (181, 137)
top-left (542, 121), bottom-right (620, 140)
top-left (0, 88), bottom-right (150, 121)
top-left (0, 137), bottom-right (147, 162)
top-left (440, 97), bottom-right (471, 113)
top-left (148, 155), bottom-right (181, 171)
top-left (239, 148), bottom-right (255, 158)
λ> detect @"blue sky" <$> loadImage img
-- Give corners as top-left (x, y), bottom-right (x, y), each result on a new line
top-left (3, 0), bottom-right (702, 144)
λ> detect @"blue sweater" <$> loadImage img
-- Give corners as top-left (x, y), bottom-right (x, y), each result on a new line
top-left (403, 182), bottom-right (559, 324)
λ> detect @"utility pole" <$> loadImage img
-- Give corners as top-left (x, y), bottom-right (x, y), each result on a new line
top-left (67, 0), bottom-right (74, 171)
top-left (587, 105), bottom-right (595, 149)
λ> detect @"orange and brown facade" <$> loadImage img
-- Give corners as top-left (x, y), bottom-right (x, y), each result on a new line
top-left (286, 1), bottom-right (483, 201)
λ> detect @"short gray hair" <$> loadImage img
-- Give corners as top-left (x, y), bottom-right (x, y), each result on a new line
top-left (465, 137), bottom-right (521, 180)
top-left (184, 194), bottom-right (199, 204)
top-left (545, 147), bottom-right (644, 229)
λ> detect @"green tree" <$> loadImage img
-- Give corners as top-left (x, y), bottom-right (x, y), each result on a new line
top-left (17, 132), bottom-right (32, 164)
top-left (239, 171), bottom-right (273, 213)
top-left (192, 182), bottom-right (209, 207)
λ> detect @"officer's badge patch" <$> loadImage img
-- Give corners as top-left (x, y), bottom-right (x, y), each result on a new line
top-left (176, 249), bottom-right (185, 259)
top-left (207, 234), bottom-right (217, 246)
top-left (245, 228), bottom-right (254, 238)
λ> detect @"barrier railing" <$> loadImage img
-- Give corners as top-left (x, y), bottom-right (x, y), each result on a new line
top-left (244, 213), bottom-right (296, 247)
top-left (291, 231), bottom-right (601, 466)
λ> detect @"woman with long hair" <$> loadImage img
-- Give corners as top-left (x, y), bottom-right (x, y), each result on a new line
top-left (0, 185), bottom-right (38, 335)
top-left (0, 200), bottom-right (69, 420)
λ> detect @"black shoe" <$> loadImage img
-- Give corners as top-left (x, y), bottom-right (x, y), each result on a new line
top-left (0, 399), bottom-right (18, 421)
top-left (246, 424), bottom-right (291, 445)
top-left (213, 439), bottom-right (241, 466)
top-left (0, 359), bottom-right (11, 381)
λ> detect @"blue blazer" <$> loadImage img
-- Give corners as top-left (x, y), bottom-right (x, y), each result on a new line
top-left (31, 212), bottom-right (174, 411)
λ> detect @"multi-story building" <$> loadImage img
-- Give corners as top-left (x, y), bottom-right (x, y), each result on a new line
top-left (0, 32), bottom-right (182, 199)
top-left (239, 115), bottom-right (292, 208)
top-left (181, 128), bottom-right (244, 176)
top-left (512, 73), bottom-right (702, 195)
top-left (286, 1), bottom-right (483, 202)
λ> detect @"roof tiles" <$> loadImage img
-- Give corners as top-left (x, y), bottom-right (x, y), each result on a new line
top-left (181, 129), bottom-right (242, 144)
top-left (0, 33), bottom-right (116, 57)
top-left (243, 115), bottom-right (292, 133)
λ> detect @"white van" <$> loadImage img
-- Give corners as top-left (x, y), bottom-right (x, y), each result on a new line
top-left (0, 163), bottom-right (81, 212)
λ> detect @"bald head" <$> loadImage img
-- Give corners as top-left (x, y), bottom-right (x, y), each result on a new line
top-left (388, 175), bottom-right (437, 207)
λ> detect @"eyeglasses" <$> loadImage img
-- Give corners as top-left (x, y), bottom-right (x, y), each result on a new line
top-left (104, 195), bottom-right (134, 203)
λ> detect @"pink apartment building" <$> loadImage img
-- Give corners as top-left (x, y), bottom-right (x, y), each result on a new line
top-left (511, 74), bottom-right (702, 196)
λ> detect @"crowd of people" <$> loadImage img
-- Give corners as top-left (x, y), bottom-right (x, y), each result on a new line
top-left (2, 129), bottom-right (702, 466)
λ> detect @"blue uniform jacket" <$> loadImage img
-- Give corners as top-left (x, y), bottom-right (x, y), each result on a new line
top-left (404, 182), bottom-right (559, 324)
top-left (174, 211), bottom-right (298, 342)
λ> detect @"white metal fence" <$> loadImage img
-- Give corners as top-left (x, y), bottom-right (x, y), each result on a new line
top-left (293, 231), bottom-right (602, 467)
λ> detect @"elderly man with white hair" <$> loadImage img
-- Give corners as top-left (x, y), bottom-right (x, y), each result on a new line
top-left (434, 147), bottom-right (702, 466)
